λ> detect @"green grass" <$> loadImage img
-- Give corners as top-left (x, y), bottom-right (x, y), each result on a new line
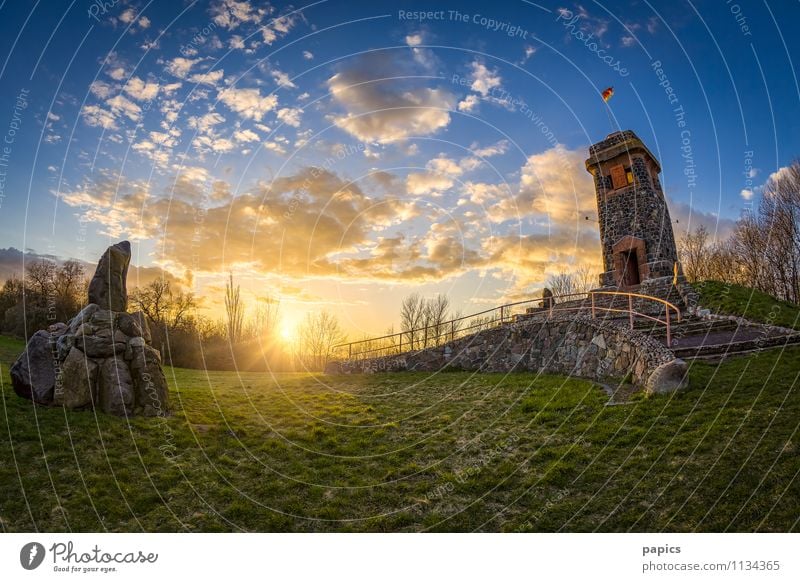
top-left (694, 280), bottom-right (800, 330)
top-left (0, 333), bottom-right (798, 532)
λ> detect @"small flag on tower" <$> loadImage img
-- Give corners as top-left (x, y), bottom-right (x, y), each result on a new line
top-left (602, 87), bottom-right (614, 102)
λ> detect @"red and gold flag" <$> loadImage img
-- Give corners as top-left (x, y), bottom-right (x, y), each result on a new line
top-left (601, 87), bottom-right (614, 102)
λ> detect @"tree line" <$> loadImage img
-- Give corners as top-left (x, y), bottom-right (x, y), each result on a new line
top-left (678, 160), bottom-right (800, 304)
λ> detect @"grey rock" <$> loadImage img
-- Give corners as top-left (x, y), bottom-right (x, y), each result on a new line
top-left (128, 336), bottom-right (145, 348)
top-left (74, 334), bottom-right (125, 359)
top-left (74, 323), bottom-right (92, 338)
top-left (54, 347), bottom-right (98, 409)
top-left (56, 333), bottom-right (75, 361)
top-left (130, 345), bottom-right (170, 417)
top-left (90, 308), bottom-right (114, 328)
top-left (129, 311), bottom-right (151, 344)
top-left (48, 322), bottom-right (68, 336)
top-left (645, 359), bottom-right (689, 395)
top-left (67, 303), bottom-right (99, 333)
top-left (87, 241), bottom-right (131, 311)
top-left (97, 356), bottom-right (134, 416)
top-left (9, 330), bottom-right (56, 404)
top-left (116, 312), bottom-right (142, 338)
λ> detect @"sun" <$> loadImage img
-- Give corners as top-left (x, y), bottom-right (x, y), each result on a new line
top-left (280, 325), bottom-right (294, 342)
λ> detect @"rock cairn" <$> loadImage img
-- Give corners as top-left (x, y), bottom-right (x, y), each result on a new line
top-left (9, 241), bottom-right (170, 417)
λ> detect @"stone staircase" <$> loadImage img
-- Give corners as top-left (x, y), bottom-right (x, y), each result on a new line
top-left (519, 294), bottom-right (800, 363)
top-left (630, 314), bottom-right (800, 362)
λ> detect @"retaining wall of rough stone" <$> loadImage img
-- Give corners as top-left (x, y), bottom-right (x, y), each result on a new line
top-left (325, 314), bottom-right (688, 394)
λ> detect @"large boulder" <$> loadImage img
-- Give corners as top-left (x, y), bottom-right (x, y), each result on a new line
top-left (74, 334), bottom-right (126, 359)
top-left (53, 347), bottom-right (98, 409)
top-left (9, 331), bottom-right (56, 404)
top-left (97, 356), bottom-right (134, 416)
top-left (645, 358), bottom-right (689, 395)
top-left (87, 241), bottom-right (131, 311)
top-left (130, 343), bottom-right (169, 416)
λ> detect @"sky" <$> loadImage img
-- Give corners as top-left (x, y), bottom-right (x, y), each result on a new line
top-left (0, 0), bottom-right (798, 336)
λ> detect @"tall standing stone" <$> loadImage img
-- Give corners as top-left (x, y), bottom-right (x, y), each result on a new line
top-left (10, 240), bottom-right (171, 417)
top-left (87, 240), bottom-right (131, 312)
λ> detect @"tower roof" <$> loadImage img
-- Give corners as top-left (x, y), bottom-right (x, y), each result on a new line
top-left (585, 130), bottom-right (660, 173)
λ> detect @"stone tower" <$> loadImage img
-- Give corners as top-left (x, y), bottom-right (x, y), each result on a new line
top-left (585, 130), bottom-right (680, 290)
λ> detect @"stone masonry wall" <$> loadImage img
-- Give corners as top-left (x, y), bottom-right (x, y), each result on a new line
top-left (587, 131), bottom-right (679, 287)
top-left (326, 313), bottom-right (688, 394)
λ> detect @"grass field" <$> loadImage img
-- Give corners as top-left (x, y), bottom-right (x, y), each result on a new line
top-left (694, 280), bottom-right (800, 330)
top-left (0, 333), bottom-right (798, 532)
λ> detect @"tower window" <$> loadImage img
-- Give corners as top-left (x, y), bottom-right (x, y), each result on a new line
top-left (626, 168), bottom-right (634, 184)
top-left (609, 164), bottom-right (628, 189)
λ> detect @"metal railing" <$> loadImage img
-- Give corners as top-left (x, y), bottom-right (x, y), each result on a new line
top-left (332, 289), bottom-right (682, 360)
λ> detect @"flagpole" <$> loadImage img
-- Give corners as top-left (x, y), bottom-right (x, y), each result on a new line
top-left (601, 87), bottom-right (615, 132)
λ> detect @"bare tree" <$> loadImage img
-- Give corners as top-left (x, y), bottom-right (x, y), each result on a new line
top-left (245, 296), bottom-right (280, 340)
top-left (425, 294), bottom-right (451, 346)
top-left (130, 279), bottom-right (172, 324)
top-left (400, 293), bottom-right (425, 349)
top-left (225, 273), bottom-right (245, 344)
top-left (678, 225), bottom-right (710, 283)
top-left (129, 279), bottom-right (197, 330)
top-left (297, 310), bottom-right (346, 371)
top-left (25, 259), bottom-right (57, 300)
top-left (546, 271), bottom-right (576, 297)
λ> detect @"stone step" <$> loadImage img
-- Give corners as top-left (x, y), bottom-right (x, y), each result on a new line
top-left (674, 332), bottom-right (800, 361)
top-left (635, 318), bottom-right (739, 337)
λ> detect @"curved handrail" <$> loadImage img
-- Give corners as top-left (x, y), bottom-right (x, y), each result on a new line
top-left (333, 288), bottom-right (683, 358)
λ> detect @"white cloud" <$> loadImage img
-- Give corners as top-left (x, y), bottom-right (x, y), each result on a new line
top-left (405, 172), bottom-right (453, 196)
top-left (264, 140), bottom-right (286, 154)
top-left (165, 57), bottom-right (200, 79)
top-left (233, 129), bottom-right (260, 143)
top-left (740, 188), bottom-right (754, 200)
top-left (405, 34), bottom-right (423, 47)
top-left (189, 69), bottom-right (225, 86)
top-left (161, 82), bottom-right (182, 95)
top-left (468, 61), bottom-right (501, 97)
top-left (327, 53), bottom-right (454, 144)
top-left (427, 155), bottom-right (462, 176)
top-left (277, 107), bottom-right (302, 127)
top-left (458, 94), bottom-right (479, 112)
top-left (521, 45), bottom-right (536, 63)
top-left (470, 139), bottom-right (509, 158)
top-left (270, 69), bottom-right (296, 89)
top-left (124, 77), bottom-right (159, 101)
top-left (108, 67), bottom-right (127, 81)
top-left (211, 0), bottom-right (265, 29)
top-left (218, 86), bottom-right (278, 121)
top-left (90, 80), bottom-right (114, 99)
top-left (106, 94), bottom-right (142, 121)
top-left (302, 50), bottom-right (314, 60)
top-left (188, 111), bottom-right (225, 134)
top-left (119, 8), bottom-right (136, 23)
top-left (81, 105), bottom-right (117, 129)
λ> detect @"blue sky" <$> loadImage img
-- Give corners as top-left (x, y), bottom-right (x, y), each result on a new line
top-left (0, 0), bottom-right (798, 333)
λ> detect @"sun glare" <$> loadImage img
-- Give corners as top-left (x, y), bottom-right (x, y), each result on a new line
top-left (280, 325), bottom-right (294, 342)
